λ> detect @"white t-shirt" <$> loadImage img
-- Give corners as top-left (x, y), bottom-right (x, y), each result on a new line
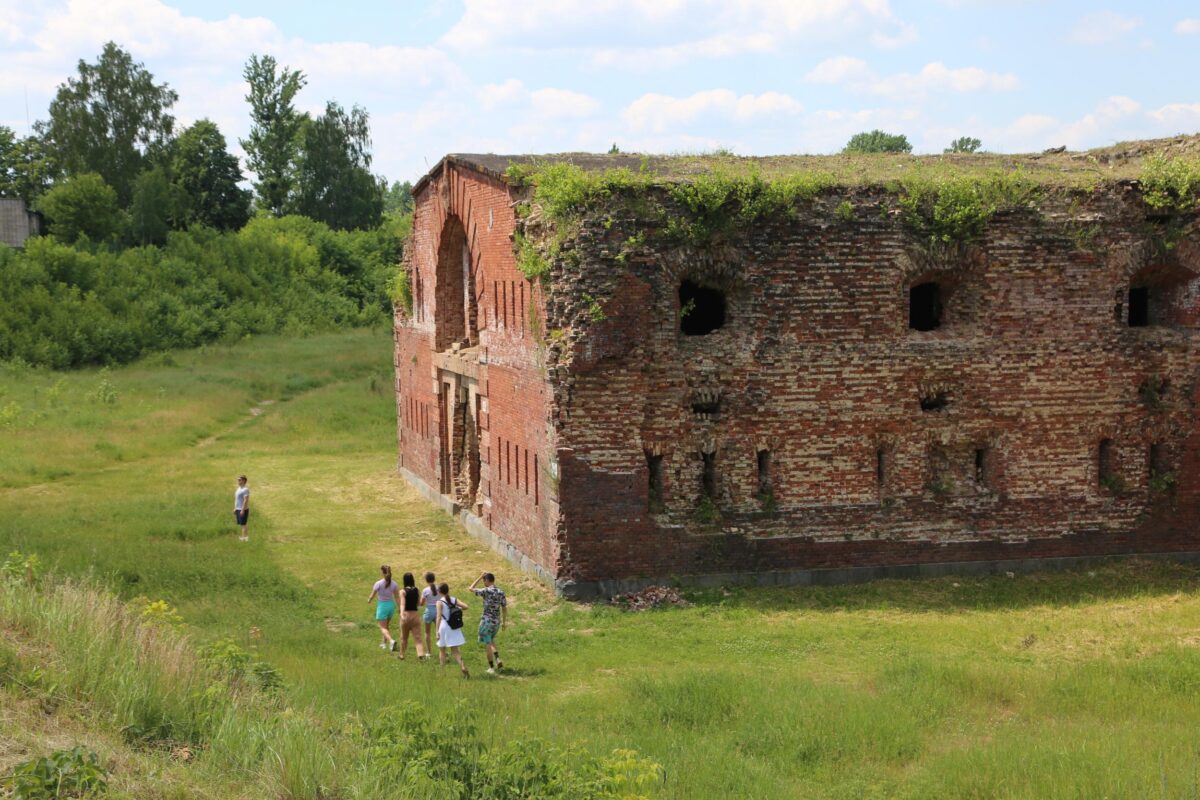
top-left (235, 486), bottom-right (250, 511)
top-left (420, 586), bottom-right (437, 607)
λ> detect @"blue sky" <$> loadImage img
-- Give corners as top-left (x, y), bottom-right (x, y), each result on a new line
top-left (2, 0), bottom-right (1199, 185)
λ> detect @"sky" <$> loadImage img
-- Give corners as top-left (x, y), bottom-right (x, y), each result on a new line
top-left (2, 0), bottom-right (1199, 186)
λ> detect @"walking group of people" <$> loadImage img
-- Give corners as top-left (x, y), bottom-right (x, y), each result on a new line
top-left (368, 566), bottom-right (508, 678)
top-left (231, 476), bottom-right (508, 678)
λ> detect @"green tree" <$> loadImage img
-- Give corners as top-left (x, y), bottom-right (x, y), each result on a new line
top-left (171, 119), bottom-right (251, 230)
top-left (128, 167), bottom-right (182, 245)
top-left (36, 173), bottom-right (124, 243)
top-left (945, 136), bottom-right (982, 154)
top-left (292, 102), bottom-right (385, 230)
top-left (40, 42), bottom-right (178, 205)
top-left (843, 130), bottom-right (913, 154)
top-left (241, 54), bottom-right (306, 216)
top-left (383, 179), bottom-right (413, 217)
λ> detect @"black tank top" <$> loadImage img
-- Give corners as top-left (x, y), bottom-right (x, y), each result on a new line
top-left (403, 586), bottom-right (419, 612)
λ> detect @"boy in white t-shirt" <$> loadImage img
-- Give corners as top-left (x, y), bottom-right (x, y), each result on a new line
top-left (234, 475), bottom-right (250, 541)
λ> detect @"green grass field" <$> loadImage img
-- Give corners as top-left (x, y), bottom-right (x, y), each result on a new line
top-left (5, 328), bottom-right (1200, 798)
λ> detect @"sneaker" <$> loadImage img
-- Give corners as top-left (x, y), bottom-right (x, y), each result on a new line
top-left (390, 640), bottom-right (398, 652)
top-left (495, 659), bottom-right (503, 671)
top-left (486, 667), bottom-right (495, 674)
top-left (379, 643), bottom-right (388, 650)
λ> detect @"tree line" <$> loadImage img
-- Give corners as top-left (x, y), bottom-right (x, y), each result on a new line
top-left (0, 42), bottom-right (415, 369)
top-left (0, 42), bottom-right (414, 244)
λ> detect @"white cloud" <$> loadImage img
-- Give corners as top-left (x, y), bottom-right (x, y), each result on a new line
top-left (1070, 11), bottom-right (1141, 45)
top-left (622, 89), bottom-right (802, 133)
top-left (1174, 19), bottom-right (1200, 35)
top-left (1148, 102), bottom-right (1200, 127)
top-left (477, 79), bottom-right (600, 118)
top-left (805, 58), bottom-right (1018, 97)
top-left (444, 0), bottom-right (916, 67)
top-left (805, 56), bottom-right (872, 84)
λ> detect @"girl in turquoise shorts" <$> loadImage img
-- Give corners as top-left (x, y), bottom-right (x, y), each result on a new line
top-left (368, 565), bottom-right (399, 652)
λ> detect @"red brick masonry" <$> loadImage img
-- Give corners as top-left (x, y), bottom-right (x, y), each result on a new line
top-left (396, 154), bottom-right (1200, 598)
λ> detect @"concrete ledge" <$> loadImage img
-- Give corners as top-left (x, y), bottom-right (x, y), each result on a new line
top-left (398, 465), bottom-right (1200, 601)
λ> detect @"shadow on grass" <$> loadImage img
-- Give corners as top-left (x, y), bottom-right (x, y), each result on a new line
top-left (490, 666), bottom-right (547, 678)
top-left (669, 559), bottom-right (1200, 614)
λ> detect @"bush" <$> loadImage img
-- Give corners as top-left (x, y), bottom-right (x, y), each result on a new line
top-left (844, 130), bottom-right (912, 154)
top-left (0, 215), bottom-right (403, 368)
top-left (355, 702), bottom-right (663, 799)
top-left (0, 746), bottom-right (108, 799)
top-left (35, 173), bottom-right (125, 244)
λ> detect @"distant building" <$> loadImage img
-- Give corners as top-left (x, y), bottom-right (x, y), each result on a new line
top-left (0, 198), bottom-right (42, 248)
top-left (396, 141), bottom-right (1200, 598)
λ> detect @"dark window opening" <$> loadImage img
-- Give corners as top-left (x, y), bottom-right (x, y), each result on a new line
top-left (1128, 286), bottom-right (1149, 327)
top-left (1149, 442), bottom-right (1167, 477)
top-left (679, 280), bottom-right (726, 336)
top-left (647, 453), bottom-right (664, 512)
top-left (691, 398), bottom-right (721, 415)
top-left (1098, 438), bottom-right (1115, 488)
top-left (909, 282), bottom-right (943, 332)
top-left (920, 392), bottom-right (950, 412)
top-left (974, 448), bottom-right (988, 486)
top-left (701, 451), bottom-right (717, 497)
top-left (756, 450), bottom-right (771, 496)
top-left (876, 447), bottom-right (887, 487)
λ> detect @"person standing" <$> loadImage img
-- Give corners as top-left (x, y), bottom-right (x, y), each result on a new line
top-left (420, 572), bottom-right (438, 656)
top-left (234, 475), bottom-right (250, 541)
top-left (435, 582), bottom-right (470, 677)
top-left (368, 565), bottom-right (399, 652)
top-left (469, 571), bottom-right (508, 674)
top-left (397, 572), bottom-right (426, 660)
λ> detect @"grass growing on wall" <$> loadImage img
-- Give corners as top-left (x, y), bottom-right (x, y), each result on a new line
top-left (7, 330), bottom-right (1200, 798)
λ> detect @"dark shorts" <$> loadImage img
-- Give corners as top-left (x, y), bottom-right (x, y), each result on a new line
top-left (235, 509), bottom-right (249, 525)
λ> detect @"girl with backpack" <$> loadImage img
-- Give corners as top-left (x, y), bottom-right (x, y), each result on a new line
top-left (368, 565), bottom-right (399, 652)
top-left (397, 572), bottom-right (426, 660)
top-left (435, 582), bottom-right (470, 677)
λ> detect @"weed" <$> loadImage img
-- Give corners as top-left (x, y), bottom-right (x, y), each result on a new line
top-left (88, 370), bottom-right (118, 405)
top-left (515, 231), bottom-right (555, 282)
top-left (1149, 470), bottom-right (1177, 494)
top-left (582, 293), bottom-right (607, 323)
top-left (1140, 155), bottom-right (1200, 213)
top-left (897, 168), bottom-right (1039, 245)
top-left (387, 269), bottom-right (413, 316)
top-left (1139, 375), bottom-right (1168, 412)
top-left (694, 495), bottom-right (721, 525)
top-left (1101, 473), bottom-right (1127, 495)
top-left (835, 200), bottom-right (855, 222)
top-left (0, 746), bottom-right (108, 799)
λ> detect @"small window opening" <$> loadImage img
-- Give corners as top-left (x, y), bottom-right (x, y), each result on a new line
top-left (909, 282), bottom-right (943, 332)
top-left (691, 398), bottom-right (720, 415)
top-left (1128, 286), bottom-right (1149, 327)
top-left (701, 451), bottom-right (717, 497)
top-left (974, 448), bottom-right (988, 486)
top-left (647, 453), bottom-right (664, 512)
top-left (679, 280), bottom-right (726, 336)
top-left (1098, 438), bottom-right (1115, 489)
top-left (876, 447), bottom-right (887, 488)
top-left (1149, 442), bottom-right (1167, 477)
top-left (756, 450), bottom-right (771, 496)
top-left (920, 392), bottom-right (950, 412)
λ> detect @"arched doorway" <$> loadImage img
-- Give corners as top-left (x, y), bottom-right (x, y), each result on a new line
top-left (435, 216), bottom-right (469, 351)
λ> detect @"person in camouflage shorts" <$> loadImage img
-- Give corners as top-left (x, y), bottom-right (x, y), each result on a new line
top-left (469, 571), bottom-right (508, 673)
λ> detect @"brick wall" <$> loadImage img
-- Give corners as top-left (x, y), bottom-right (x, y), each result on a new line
top-left (541, 185), bottom-right (1200, 584)
top-left (395, 162), bottom-right (559, 576)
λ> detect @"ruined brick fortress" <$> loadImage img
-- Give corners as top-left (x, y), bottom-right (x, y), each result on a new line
top-left (395, 141), bottom-right (1200, 597)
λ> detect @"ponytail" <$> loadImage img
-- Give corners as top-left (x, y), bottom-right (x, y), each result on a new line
top-left (381, 565), bottom-right (392, 588)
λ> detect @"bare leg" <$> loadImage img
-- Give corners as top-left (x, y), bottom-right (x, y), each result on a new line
top-left (377, 618), bottom-right (394, 647)
top-left (452, 646), bottom-right (469, 676)
top-left (439, 646), bottom-right (447, 666)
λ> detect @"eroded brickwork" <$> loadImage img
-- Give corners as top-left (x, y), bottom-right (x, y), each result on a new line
top-left (396, 160), bottom-right (559, 575)
top-left (397, 155), bottom-right (1200, 595)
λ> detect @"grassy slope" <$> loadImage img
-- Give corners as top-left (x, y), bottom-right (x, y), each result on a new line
top-left (4, 329), bottom-right (1200, 798)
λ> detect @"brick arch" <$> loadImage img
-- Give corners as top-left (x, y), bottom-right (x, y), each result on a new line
top-left (434, 214), bottom-right (468, 351)
top-left (431, 170), bottom-right (492, 345)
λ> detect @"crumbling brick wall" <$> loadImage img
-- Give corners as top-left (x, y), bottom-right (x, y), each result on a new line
top-left (395, 161), bottom-right (560, 575)
top-left (537, 185), bottom-right (1200, 585)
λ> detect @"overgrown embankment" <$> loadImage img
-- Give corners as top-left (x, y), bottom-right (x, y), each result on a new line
top-left (0, 214), bottom-right (409, 369)
top-left (0, 554), bottom-right (663, 799)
